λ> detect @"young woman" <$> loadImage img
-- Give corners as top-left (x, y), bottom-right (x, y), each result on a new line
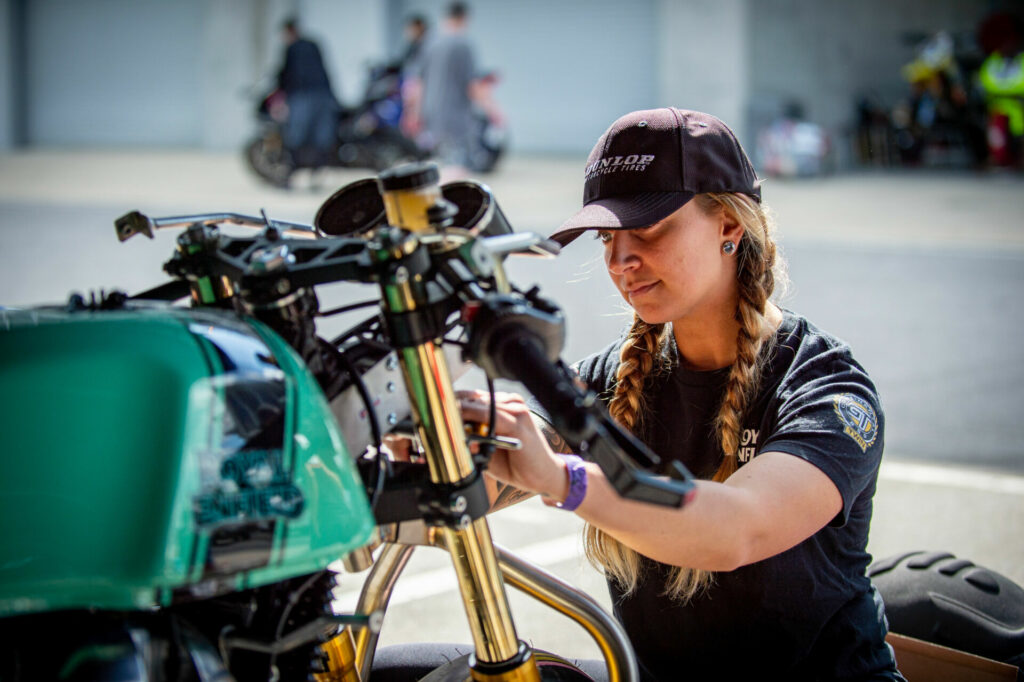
top-left (458, 108), bottom-right (905, 680)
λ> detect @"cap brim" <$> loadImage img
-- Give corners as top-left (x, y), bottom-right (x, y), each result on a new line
top-left (550, 192), bottom-right (695, 246)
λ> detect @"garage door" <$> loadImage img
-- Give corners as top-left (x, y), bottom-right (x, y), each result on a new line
top-left (26, 0), bottom-right (204, 146)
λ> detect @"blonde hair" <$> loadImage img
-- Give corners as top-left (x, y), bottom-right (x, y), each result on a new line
top-left (583, 193), bottom-right (784, 603)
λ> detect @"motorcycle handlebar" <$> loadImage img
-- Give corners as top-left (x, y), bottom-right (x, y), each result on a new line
top-left (468, 297), bottom-right (696, 509)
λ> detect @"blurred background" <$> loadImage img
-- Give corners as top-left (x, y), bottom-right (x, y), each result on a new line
top-left (1, 0), bottom-right (1022, 169)
top-left (2, 0), bottom-right (1024, 665)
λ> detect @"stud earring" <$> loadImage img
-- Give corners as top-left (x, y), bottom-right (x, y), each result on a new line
top-left (722, 241), bottom-right (736, 255)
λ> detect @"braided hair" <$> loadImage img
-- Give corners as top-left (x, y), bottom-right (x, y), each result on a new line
top-left (583, 193), bottom-right (783, 602)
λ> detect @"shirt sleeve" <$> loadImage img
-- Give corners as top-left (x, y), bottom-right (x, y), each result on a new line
top-left (758, 351), bottom-right (885, 527)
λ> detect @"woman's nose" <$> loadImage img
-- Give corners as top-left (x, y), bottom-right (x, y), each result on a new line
top-left (605, 234), bottom-right (640, 274)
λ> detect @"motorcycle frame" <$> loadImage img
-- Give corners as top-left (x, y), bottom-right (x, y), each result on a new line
top-left (340, 520), bottom-right (637, 682)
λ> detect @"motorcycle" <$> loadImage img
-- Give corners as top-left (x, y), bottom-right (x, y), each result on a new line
top-left (0, 162), bottom-right (697, 681)
top-left (245, 70), bottom-right (427, 188)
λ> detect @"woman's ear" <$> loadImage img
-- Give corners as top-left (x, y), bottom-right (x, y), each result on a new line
top-left (720, 208), bottom-right (744, 247)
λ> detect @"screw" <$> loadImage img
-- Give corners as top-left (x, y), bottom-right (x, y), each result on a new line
top-left (451, 495), bottom-right (468, 513)
top-left (457, 514), bottom-right (472, 530)
top-left (369, 610), bottom-right (385, 633)
top-left (387, 413), bottom-right (398, 426)
top-left (386, 381), bottom-right (397, 393)
top-left (386, 356), bottom-right (398, 371)
top-left (395, 266), bottom-right (409, 284)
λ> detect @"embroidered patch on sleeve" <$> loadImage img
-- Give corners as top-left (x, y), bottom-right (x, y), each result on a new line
top-left (833, 393), bottom-right (878, 452)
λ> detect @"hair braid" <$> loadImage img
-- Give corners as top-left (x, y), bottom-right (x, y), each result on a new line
top-left (606, 317), bottom-right (665, 432)
top-left (584, 317), bottom-right (666, 594)
top-left (583, 192), bottom-right (783, 603)
top-left (707, 193), bottom-right (777, 482)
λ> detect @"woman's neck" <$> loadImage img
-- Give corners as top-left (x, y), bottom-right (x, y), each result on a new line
top-left (672, 301), bottom-right (782, 371)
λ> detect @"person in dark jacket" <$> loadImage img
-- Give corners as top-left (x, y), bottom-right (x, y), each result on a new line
top-left (277, 18), bottom-right (338, 168)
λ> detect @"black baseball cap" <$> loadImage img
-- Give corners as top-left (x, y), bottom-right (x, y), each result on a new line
top-left (551, 108), bottom-right (762, 246)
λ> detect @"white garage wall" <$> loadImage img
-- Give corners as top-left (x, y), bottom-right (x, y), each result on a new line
top-left (390, 0), bottom-right (661, 154)
top-left (26, 0), bottom-right (205, 146)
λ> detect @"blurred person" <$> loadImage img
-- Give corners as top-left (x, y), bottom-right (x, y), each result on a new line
top-left (397, 14), bottom-right (429, 141)
top-left (978, 12), bottom-right (1024, 167)
top-left (375, 109), bottom-right (905, 681)
top-left (894, 31), bottom-right (987, 168)
top-left (756, 100), bottom-right (831, 177)
top-left (277, 17), bottom-right (339, 169)
top-left (397, 14), bottom-right (429, 76)
top-left (402, 2), bottom-right (499, 177)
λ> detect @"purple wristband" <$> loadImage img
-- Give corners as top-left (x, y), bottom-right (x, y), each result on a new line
top-left (554, 455), bottom-right (588, 511)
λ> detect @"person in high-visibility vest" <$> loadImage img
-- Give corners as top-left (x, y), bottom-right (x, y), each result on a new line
top-left (977, 12), bottom-right (1024, 166)
top-left (980, 51), bottom-right (1024, 138)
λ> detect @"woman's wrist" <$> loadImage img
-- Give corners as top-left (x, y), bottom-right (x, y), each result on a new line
top-left (542, 455), bottom-right (588, 511)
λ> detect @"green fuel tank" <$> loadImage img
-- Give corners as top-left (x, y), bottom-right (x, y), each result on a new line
top-left (0, 305), bottom-right (375, 616)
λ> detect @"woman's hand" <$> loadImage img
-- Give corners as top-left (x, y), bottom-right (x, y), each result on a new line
top-left (457, 389), bottom-right (569, 501)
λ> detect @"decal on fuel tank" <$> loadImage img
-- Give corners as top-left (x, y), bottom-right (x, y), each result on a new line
top-left (194, 448), bottom-right (304, 527)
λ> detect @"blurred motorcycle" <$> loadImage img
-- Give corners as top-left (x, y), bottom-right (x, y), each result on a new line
top-left (246, 68), bottom-right (426, 188)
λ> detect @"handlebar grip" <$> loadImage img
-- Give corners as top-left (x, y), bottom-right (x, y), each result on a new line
top-left (492, 333), bottom-right (595, 442)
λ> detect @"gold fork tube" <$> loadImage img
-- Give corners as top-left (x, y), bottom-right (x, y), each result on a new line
top-left (377, 169), bottom-right (528, 673)
top-left (399, 341), bottom-right (475, 484)
top-left (395, 336), bottom-right (520, 663)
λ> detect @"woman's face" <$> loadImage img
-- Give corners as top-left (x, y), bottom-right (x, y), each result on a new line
top-left (599, 200), bottom-right (739, 326)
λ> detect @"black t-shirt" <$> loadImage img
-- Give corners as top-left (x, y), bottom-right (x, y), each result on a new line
top-left (568, 311), bottom-right (904, 681)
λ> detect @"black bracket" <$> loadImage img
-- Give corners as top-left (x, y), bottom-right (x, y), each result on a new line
top-left (382, 304), bottom-right (452, 347)
top-left (358, 460), bottom-right (491, 528)
top-left (418, 470), bottom-right (490, 529)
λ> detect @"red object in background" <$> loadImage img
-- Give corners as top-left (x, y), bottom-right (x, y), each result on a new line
top-left (987, 113), bottom-right (1013, 166)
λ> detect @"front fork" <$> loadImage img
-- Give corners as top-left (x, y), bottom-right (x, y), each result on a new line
top-left (335, 169), bottom-right (538, 681)
top-left (379, 274), bottom-right (535, 681)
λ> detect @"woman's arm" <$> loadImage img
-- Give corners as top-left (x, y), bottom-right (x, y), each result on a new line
top-left (460, 390), bottom-right (843, 571)
top-left (572, 451), bottom-right (842, 571)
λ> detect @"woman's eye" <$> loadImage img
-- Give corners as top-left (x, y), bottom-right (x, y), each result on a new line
top-left (595, 231), bottom-right (612, 244)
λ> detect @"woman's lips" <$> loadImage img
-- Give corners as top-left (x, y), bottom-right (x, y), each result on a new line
top-left (626, 281), bottom-right (659, 297)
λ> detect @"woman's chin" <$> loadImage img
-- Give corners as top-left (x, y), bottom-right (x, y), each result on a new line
top-left (632, 307), bottom-right (672, 326)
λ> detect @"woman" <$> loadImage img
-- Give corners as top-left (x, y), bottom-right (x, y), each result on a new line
top-left (458, 108), bottom-right (905, 680)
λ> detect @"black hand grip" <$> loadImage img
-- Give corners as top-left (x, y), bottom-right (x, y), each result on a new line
top-left (494, 333), bottom-right (595, 443)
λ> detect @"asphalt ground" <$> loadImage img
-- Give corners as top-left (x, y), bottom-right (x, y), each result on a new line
top-left (1, 150), bottom-right (1023, 664)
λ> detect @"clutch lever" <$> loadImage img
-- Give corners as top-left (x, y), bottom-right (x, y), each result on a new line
top-left (115, 210), bottom-right (318, 242)
top-left (481, 233), bottom-right (561, 259)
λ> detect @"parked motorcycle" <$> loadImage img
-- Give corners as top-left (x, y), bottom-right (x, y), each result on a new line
top-left (245, 69), bottom-right (426, 188)
top-left (0, 162), bottom-right (697, 681)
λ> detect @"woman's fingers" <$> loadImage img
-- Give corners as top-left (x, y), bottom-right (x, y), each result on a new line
top-left (383, 434), bottom-right (413, 461)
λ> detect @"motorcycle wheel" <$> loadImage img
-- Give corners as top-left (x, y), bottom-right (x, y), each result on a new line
top-left (466, 114), bottom-right (507, 174)
top-left (419, 649), bottom-right (597, 681)
top-left (246, 134), bottom-right (294, 188)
